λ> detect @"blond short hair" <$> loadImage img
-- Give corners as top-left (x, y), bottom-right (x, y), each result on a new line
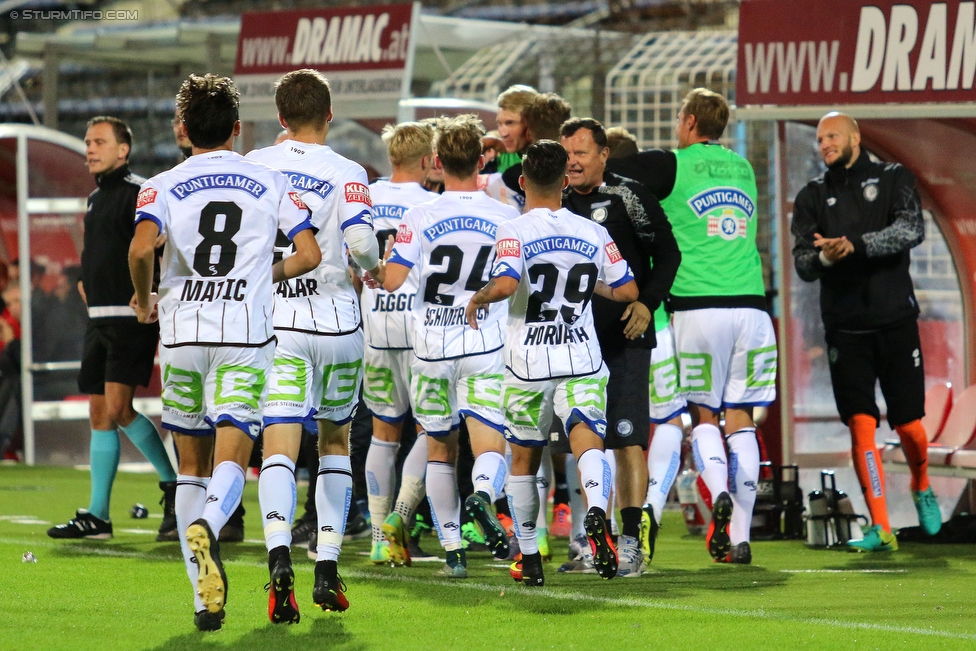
top-left (434, 114), bottom-right (485, 178)
top-left (497, 84), bottom-right (538, 114)
top-left (382, 121), bottom-right (435, 167)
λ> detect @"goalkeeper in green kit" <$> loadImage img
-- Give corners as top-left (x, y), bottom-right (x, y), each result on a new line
top-left (607, 88), bottom-right (776, 564)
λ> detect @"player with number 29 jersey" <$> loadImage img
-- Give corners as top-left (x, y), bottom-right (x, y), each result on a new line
top-left (246, 140), bottom-right (373, 335)
top-left (389, 191), bottom-right (520, 361)
top-left (493, 207), bottom-right (634, 382)
top-left (135, 150), bottom-right (312, 347)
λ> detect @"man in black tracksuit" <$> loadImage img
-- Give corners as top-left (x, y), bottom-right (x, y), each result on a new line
top-left (791, 111), bottom-right (940, 552)
top-left (560, 118), bottom-right (680, 575)
top-left (47, 116), bottom-right (178, 542)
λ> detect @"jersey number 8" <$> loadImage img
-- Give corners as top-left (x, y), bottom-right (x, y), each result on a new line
top-left (193, 201), bottom-right (242, 277)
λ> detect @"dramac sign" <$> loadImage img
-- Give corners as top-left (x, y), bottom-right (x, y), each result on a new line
top-left (737, 0), bottom-right (976, 108)
top-left (234, 2), bottom-right (420, 121)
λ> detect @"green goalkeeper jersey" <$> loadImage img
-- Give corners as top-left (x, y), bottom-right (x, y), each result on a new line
top-left (659, 143), bottom-right (765, 308)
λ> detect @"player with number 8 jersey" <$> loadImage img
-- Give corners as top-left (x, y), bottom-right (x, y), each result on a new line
top-left (130, 74), bottom-right (321, 632)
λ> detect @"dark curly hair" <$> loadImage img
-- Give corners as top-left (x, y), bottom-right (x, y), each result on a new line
top-left (176, 74), bottom-right (240, 149)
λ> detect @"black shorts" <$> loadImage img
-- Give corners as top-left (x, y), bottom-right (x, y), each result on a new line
top-left (77, 318), bottom-right (159, 395)
top-left (825, 319), bottom-right (925, 428)
top-left (602, 348), bottom-right (651, 450)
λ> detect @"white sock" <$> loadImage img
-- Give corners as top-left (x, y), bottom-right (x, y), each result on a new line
top-left (605, 450), bottom-right (618, 534)
top-left (426, 461), bottom-right (462, 550)
top-left (366, 436), bottom-right (399, 544)
top-left (202, 461), bottom-right (245, 536)
top-left (315, 455), bottom-right (352, 562)
top-left (535, 447), bottom-right (553, 533)
top-left (176, 475), bottom-right (208, 613)
top-left (506, 474), bottom-right (539, 555)
top-left (259, 454), bottom-right (296, 551)
top-left (471, 450), bottom-right (507, 503)
top-left (691, 423), bottom-right (729, 501)
top-left (576, 448), bottom-right (610, 514)
top-left (727, 428), bottom-right (760, 545)
top-left (566, 454), bottom-right (586, 539)
top-left (393, 433), bottom-right (428, 521)
top-left (646, 423), bottom-right (683, 523)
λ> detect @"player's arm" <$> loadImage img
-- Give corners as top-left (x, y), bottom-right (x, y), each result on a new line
top-left (606, 149), bottom-right (677, 200)
top-left (792, 185), bottom-right (835, 281)
top-left (623, 186), bottom-right (680, 339)
top-left (273, 229), bottom-right (321, 283)
top-left (594, 231), bottom-right (639, 304)
top-left (129, 219), bottom-right (159, 323)
top-left (366, 210), bottom-right (420, 292)
top-left (849, 166), bottom-right (925, 258)
top-left (466, 230), bottom-right (522, 329)
top-left (466, 276), bottom-right (518, 329)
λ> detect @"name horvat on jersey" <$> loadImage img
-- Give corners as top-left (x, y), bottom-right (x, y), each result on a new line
top-left (425, 305), bottom-right (489, 327)
top-left (423, 216), bottom-right (497, 242)
top-left (523, 236), bottom-right (597, 260)
top-left (181, 278), bottom-right (247, 302)
top-left (282, 170), bottom-right (335, 200)
top-left (523, 322), bottom-right (590, 346)
top-left (170, 174), bottom-right (268, 201)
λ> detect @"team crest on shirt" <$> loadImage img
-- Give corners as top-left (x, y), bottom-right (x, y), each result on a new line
top-left (497, 238), bottom-right (521, 258)
top-left (591, 207), bottom-right (608, 223)
top-left (863, 184), bottom-right (878, 201)
top-left (395, 223), bottom-right (413, 243)
top-left (687, 187), bottom-right (754, 241)
top-left (605, 242), bottom-right (623, 264)
top-left (344, 182), bottom-right (372, 207)
top-left (288, 191), bottom-right (308, 211)
top-left (136, 188), bottom-right (157, 208)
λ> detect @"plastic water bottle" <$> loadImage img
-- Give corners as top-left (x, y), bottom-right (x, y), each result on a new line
top-left (677, 466), bottom-right (710, 536)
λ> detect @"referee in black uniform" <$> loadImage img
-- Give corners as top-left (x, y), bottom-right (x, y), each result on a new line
top-left (560, 118), bottom-right (680, 573)
top-left (48, 117), bottom-right (178, 542)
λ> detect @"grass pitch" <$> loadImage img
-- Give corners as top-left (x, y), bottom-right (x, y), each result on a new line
top-left (2, 466), bottom-right (975, 650)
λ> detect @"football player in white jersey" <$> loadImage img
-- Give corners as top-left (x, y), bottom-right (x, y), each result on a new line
top-left (362, 122), bottom-right (437, 566)
top-left (129, 74), bottom-right (321, 632)
top-left (465, 141), bottom-right (639, 585)
top-left (366, 115), bottom-right (519, 578)
top-left (245, 69), bottom-right (382, 621)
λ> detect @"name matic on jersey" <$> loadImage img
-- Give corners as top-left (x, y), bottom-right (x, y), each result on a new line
top-left (181, 278), bottom-right (247, 302)
top-left (524, 236), bottom-right (597, 260)
top-left (523, 323), bottom-right (590, 346)
top-left (282, 171), bottom-right (334, 199)
top-left (423, 216), bottom-right (497, 242)
top-left (276, 278), bottom-right (319, 298)
top-left (425, 305), bottom-right (488, 327)
top-left (687, 187), bottom-right (755, 219)
top-left (170, 174), bottom-right (268, 201)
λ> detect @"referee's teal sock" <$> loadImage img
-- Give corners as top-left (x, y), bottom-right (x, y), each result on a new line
top-left (121, 413), bottom-right (177, 482)
top-left (88, 429), bottom-right (120, 521)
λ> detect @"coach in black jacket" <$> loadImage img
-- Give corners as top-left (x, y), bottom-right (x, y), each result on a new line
top-left (561, 118), bottom-right (680, 568)
top-left (791, 111), bottom-right (940, 552)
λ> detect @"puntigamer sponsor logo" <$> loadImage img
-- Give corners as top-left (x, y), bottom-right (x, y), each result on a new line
top-left (170, 175), bottom-right (268, 201)
top-left (687, 187), bottom-right (756, 219)
top-left (523, 236), bottom-right (597, 260)
top-left (283, 171), bottom-right (334, 200)
top-left (423, 216), bottom-right (497, 242)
